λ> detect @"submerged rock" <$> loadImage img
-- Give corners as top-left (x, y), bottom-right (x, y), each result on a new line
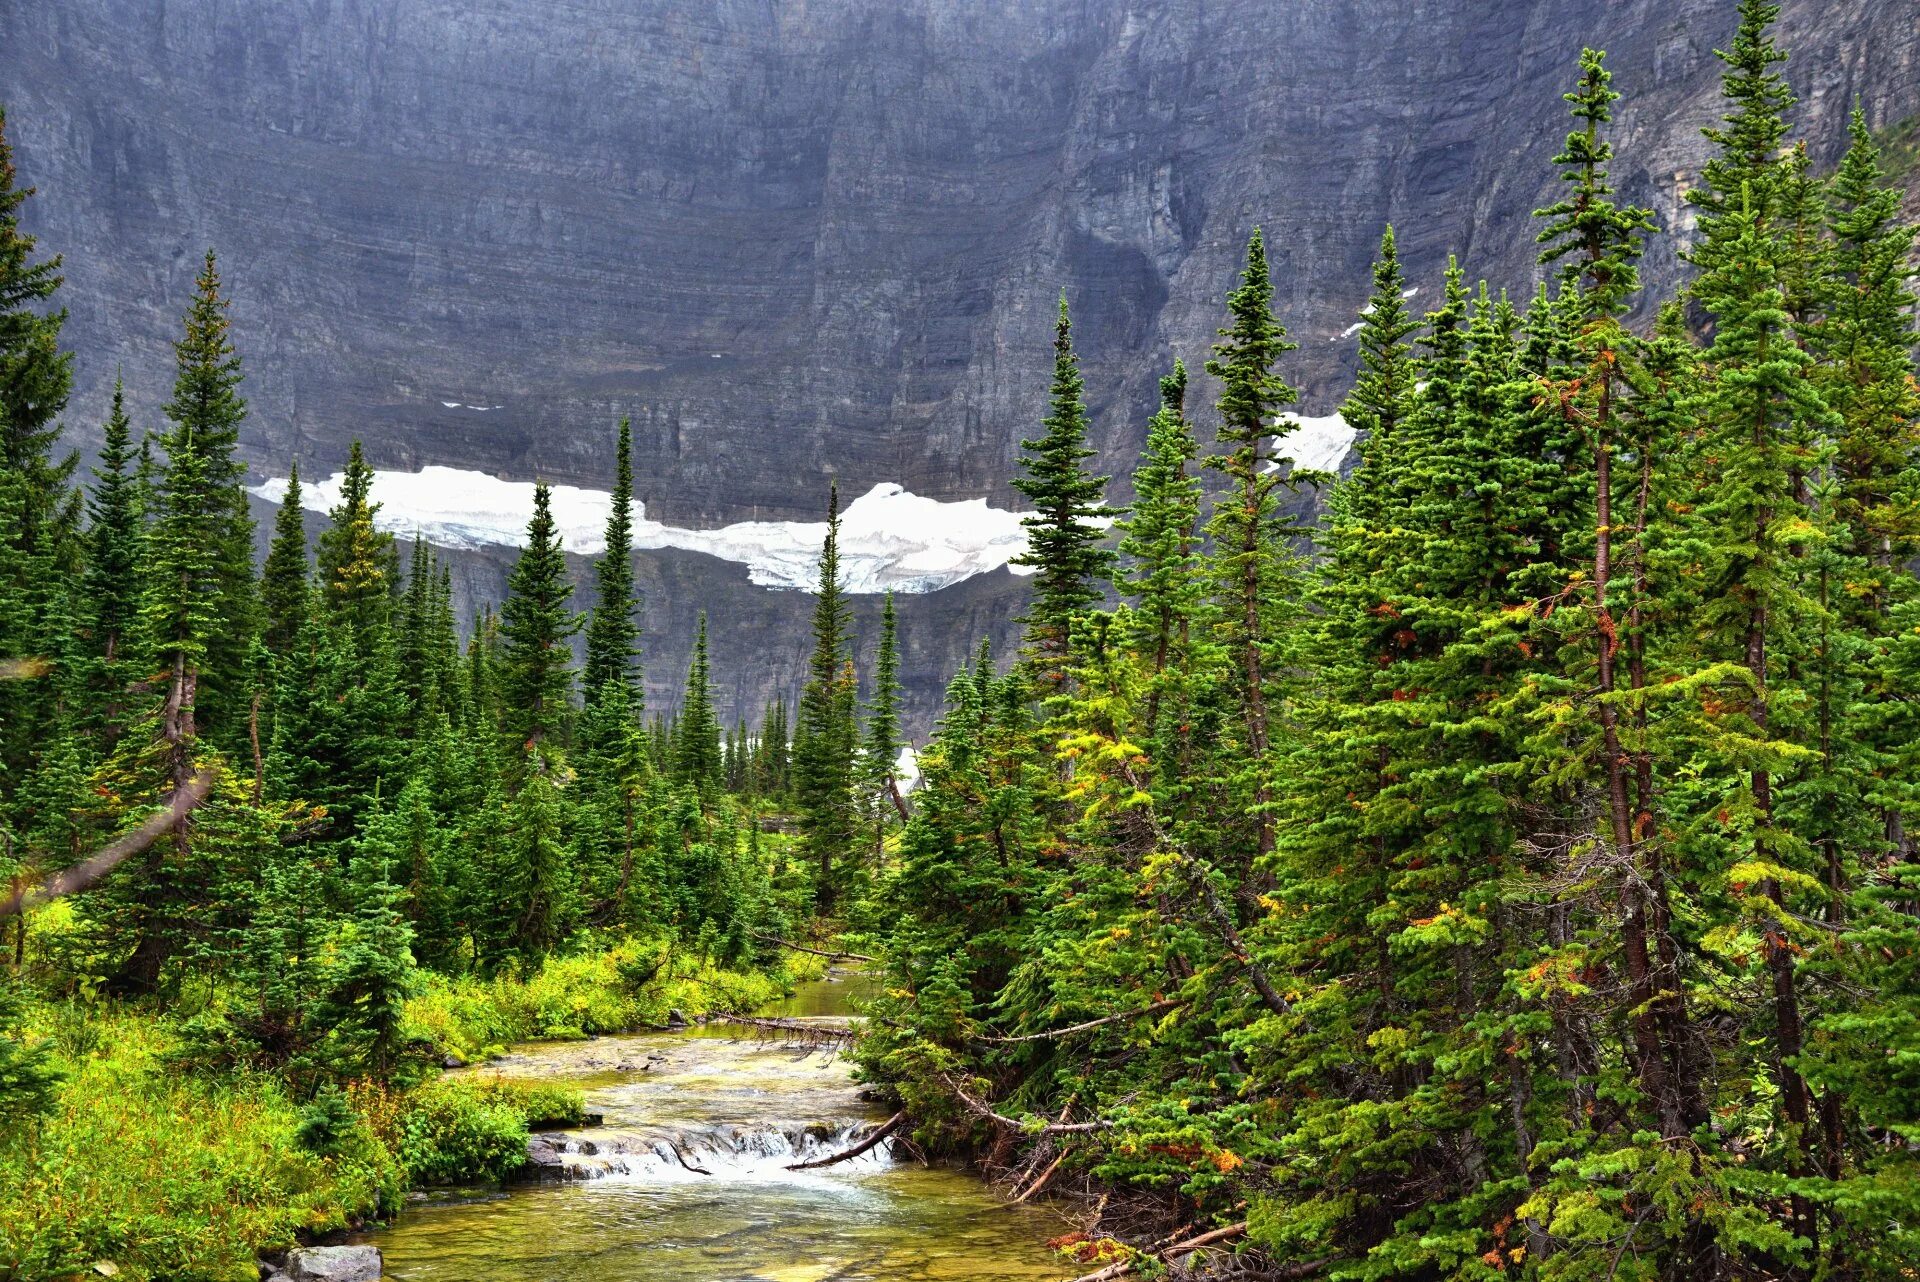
top-left (286, 1246), bottom-right (382, 1282)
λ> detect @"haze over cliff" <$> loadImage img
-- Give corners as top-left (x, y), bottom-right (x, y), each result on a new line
top-left (4, 0), bottom-right (1915, 724)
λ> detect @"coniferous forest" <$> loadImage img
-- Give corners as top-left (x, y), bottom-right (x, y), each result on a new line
top-left (4, 2), bottom-right (1920, 1279)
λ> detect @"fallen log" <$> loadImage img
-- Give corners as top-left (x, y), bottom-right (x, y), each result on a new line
top-left (1009, 1145), bottom-right (1069, 1203)
top-left (979, 999), bottom-right (1186, 1044)
top-left (748, 930), bottom-right (876, 962)
top-left (710, 1013), bottom-right (857, 1048)
top-left (785, 1109), bottom-right (905, 1170)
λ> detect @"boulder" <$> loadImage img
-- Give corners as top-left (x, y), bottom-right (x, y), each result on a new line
top-left (286, 1246), bottom-right (382, 1282)
top-left (522, 1135), bottom-right (568, 1180)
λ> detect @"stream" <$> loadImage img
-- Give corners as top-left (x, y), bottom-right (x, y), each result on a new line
top-left (356, 971), bottom-right (1071, 1281)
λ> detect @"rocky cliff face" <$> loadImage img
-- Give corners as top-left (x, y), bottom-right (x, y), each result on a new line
top-left (8, 0), bottom-right (1918, 725)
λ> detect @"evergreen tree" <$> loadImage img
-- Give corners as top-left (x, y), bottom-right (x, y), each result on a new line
top-left (673, 614), bottom-right (722, 792)
top-left (315, 440), bottom-right (396, 641)
top-left (498, 482), bottom-right (579, 768)
top-left (157, 250), bottom-right (257, 744)
top-left (82, 379), bottom-right (143, 740)
top-left (1687, 0), bottom-right (1796, 272)
top-left (0, 106), bottom-right (76, 813)
top-left (1010, 295), bottom-right (1118, 684)
top-left (861, 590), bottom-right (904, 835)
top-left (794, 484), bottom-right (858, 909)
top-left (1203, 227), bottom-right (1303, 860)
top-left (584, 417), bottom-right (641, 709)
top-left (259, 460), bottom-right (310, 660)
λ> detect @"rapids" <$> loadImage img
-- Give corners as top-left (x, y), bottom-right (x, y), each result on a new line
top-left (355, 971), bottom-right (1071, 1281)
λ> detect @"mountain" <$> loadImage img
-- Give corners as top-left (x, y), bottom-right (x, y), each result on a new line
top-left (6, 0), bottom-right (1916, 725)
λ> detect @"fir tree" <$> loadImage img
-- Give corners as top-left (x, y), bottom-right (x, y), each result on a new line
top-left (1204, 227), bottom-right (1302, 859)
top-left (82, 379), bottom-right (143, 740)
top-left (1687, 0), bottom-right (1796, 271)
top-left (315, 440), bottom-right (396, 641)
top-left (157, 251), bottom-right (257, 744)
top-left (794, 484), bottom-right (857, 909)
top-left (673, 613), bottom-right (722, 792)
top-left (584, 417), bottom-right (641, 709)
top-left (498, 482), bottom-right (579, 768)
top-left (0, 106), bottom-right (76, 814)
top-left (861, 590), bottom-right (904, 833)
top-left (259, 460), bottom-right (311, 660)
top-left (1010, 295), bottom-right (1118, 683)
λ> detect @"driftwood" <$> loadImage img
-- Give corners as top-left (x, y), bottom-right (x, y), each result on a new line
top-left (711, 1013), bottom-right (857, 1048)
top-left (748, 930), bottom-right (876, 962)
top-left (1, 769), bottom-right (215, 918)
top-left (785, 1109), bottom-right (905, 1170)
top-left (666, 1138), bottom-right (712, 1176)
top-left (979, 999), bottom-right (1187, 1044)
top-left (1009, 1145), bottom-right (1070, 1203)
top-left (1065, 1222), bottom-right (1259, 1282)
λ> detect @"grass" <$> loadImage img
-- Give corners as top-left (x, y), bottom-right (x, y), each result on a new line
top-left (0, 937), bottom-right (824, 1281)
top-left (401, 934), bottom-right (825, 1062)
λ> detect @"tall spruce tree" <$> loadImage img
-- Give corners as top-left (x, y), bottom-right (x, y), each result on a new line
top-left (315, 441), bottom-right (396, 641)
top-left (158, 251), bottom-right (257, 744)
top-left (1010, 295), bottom-right (1118, 685)
top-left (0, 106), bottom-right (76, 812)
top-left (794, 483), bottom-right (857, 909)
top-left (861, 590), bottom-right (904, 832)
top-left (259, 460), bottom-right (310, 660)
top-left (673, 613), bottom-right (722, 793)
top-left (83, 379), bottom-right (143, 739)
top-left (584, 417), bottom-right (641, 709)
top-left (1687, 0), bottom-right (1796, 273)
top-left (498, 482), bottom-right (579, 769)
top-left (1204, 227), bottom-right (1302, 860)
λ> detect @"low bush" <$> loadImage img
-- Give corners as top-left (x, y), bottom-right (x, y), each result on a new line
top-left (0, 1015), bottom-right (401, 1282)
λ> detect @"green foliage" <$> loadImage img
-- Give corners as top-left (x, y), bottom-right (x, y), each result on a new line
top-left (1011, 295), bottom-right (1119, 679)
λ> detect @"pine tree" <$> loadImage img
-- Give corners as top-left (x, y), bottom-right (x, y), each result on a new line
top-left (0, 106), bottom-right (76, 815)
top-left (1010, 295), bottom-right (1118, 684)
top-left (82, 379), bottom-right (143, 741)
top-left (1687, 0), bottom-right (1796, 272)
top-left (328, 824), bottom-right (419, 1077)
top-left (1337, 227), bottom-right (1419, 532)
top-left (794, 484), bottom-right (858, 909)
top-left (498, 482), bottom-right (579, 768)
top-left (1204, 227), bottom-right (1302, 860)
top-left (584, 417), bottom-right (641, 709)
top-left (158, 251), bottom-right (257, 745)
top-left (861, 590), bottom-right (904, 835)
top-left (674, 613), bottom-right (722, 792)
top-left (259, 460), bottom-right (311, 660)
top-left (316, 440), bottom-right (396, 641)
top-left (1116, 360), bottom-right (1211, 760)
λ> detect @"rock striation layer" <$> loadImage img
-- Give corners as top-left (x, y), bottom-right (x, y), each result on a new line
top-left (7, 0), bottom-right (1917, 722)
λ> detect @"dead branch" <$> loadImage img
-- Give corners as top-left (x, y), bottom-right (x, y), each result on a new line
top-left (980, 999), bottom-right (1186, 1044)
top-left (1, 769), bottom-right (215, 918)
top-left (1009, 1145), bottom-right (1070, 1203)
top-left (785, 1110), bottom-right (905, 1170)
top-left (943, 1074), bottom-right (1112, 1134)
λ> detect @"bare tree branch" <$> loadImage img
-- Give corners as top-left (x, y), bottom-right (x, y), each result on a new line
top-left (1, 769), bottom-right (215, 918)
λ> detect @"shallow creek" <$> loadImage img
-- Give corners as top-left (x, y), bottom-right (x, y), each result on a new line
top-left (356, 972), bottom-right (1070, 1281)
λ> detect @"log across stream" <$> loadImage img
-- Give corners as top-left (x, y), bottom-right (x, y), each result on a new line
top-left (354, 971), bottom-right (1069, 1281)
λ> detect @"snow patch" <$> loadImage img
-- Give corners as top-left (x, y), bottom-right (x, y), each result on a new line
top-left (1270, 411), bottom-right (1358, 474)
top-left (249, 468), bottom-right (1036, 595)
top-left (1334, 321), bottom-right (1364, 341)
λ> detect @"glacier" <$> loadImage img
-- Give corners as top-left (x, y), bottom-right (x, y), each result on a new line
top-left (250, 468), bottom-right (1037, 594)
top-left (251, 411), bottom-right (1354, 595)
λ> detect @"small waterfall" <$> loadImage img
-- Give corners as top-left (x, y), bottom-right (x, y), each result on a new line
top-left (534, 1119), bottom-right (894, 1182)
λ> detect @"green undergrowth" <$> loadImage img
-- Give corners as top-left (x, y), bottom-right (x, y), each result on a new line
top-left (401, 933), bottom-right (825, 1062)
top-left (0, 936), bottom-right (822, 1282)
